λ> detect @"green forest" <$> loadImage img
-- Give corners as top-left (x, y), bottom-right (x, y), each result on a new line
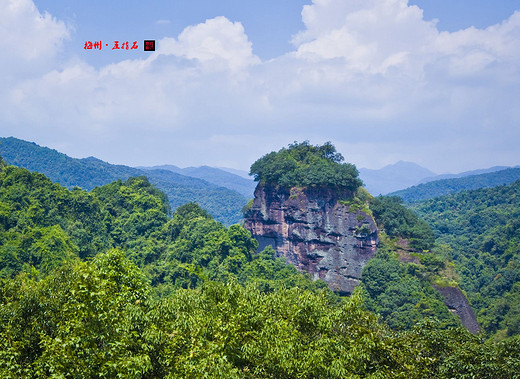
top-left (1, 149), bottom-right (520, 377)
top-left (414, 181), bottom-right (520, 339)
top-left (0, 137), bottom-right (247, 226)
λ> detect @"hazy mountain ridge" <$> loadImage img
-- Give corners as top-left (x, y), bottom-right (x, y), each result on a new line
top-left (217, 167), bottom-right (251, 179)
top-left (0, 137), bottom-right (247, 225)
top-left (359, 161), bottom-right (516, 196)
top-left (389, 167), bottom-right (520, 203)
top-left (359, 161), bottom-right (437, 195)
top-left (139, 164), bottom-right (256, 198)
top-left (419, 166), bottom-right (513, 184)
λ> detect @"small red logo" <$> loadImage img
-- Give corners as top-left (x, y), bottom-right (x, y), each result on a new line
top-left (144, 40), bottom-right (155, 51)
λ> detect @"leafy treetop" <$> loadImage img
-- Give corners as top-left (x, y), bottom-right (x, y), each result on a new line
top-left (249, 141), bottom-right (362, 191)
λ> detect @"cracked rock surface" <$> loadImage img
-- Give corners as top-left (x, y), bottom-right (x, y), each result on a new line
top-left (244, 185), bottom-right (379, 294)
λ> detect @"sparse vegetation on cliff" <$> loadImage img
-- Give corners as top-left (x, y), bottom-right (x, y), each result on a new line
top-left (370, 195), bottom-right (435, 251)
top-left (249, 141), bottom-right (362, 191)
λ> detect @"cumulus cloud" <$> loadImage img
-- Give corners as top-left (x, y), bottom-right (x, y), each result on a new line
top-left (292, 0), bottom-right (438, 74)
top-left (0, 0), bottom-right (70, 74)
top-left (157, 17), bottom-right (260, 71)
top-left (1, 0), bottom-right (519, 172)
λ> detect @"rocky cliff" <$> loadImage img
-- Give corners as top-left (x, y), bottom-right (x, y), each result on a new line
top-left (244, 184), bottom-right (378, 295)
top-left (433, 285), bottom-right (481, 334)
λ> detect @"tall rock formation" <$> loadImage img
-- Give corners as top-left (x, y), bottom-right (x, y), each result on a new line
top-left (244, 184), bottom-right (378, 295)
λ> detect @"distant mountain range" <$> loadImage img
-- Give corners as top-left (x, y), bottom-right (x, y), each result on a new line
top-left (389, 167), bottom-right (520, 203)
top-left (216, 167), bottom-right (251, 180)
top-left (137, 165), bottom-right (256, 198)
top-left (3, 136), bottom-right (518, 219)
top-left (359, 161), bottom-right (516, 196)
top-left (418, 166), bottom-right (511, 184)
top-left (359, 161), bottom-right (436, 195)
top-left (0, 137), bottom-right (248, 225)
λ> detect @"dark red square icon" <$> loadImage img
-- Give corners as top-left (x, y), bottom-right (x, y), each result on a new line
top-left (144, 40), bottom-right (155, 51)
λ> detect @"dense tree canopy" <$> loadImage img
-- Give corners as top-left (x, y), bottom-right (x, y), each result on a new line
top-left (414, 180), bottom-right (520, 339)
top-left (360, 250), bottom-right (459, 330)
top-left (1, 158), bottom-right (520, 376)
top-left (0, 137), bottom-right (248, 225)
top-left (250, 141), bottom-right (362, 191)
top-left (0, 163), bottom-right (325, 297)
top-left (370, 196), bottom-right (435, 250)
top-left (2, 249), bottom-right (519, 378)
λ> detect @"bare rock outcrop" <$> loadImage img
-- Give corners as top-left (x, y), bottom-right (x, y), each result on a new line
top-left (244, 184), bottom-right (378, 295)
top-left (433, 285), bottom-right (481, 334)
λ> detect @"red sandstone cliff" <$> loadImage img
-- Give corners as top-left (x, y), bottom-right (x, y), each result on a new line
top-left (244, 184), bottom-right (378, 295)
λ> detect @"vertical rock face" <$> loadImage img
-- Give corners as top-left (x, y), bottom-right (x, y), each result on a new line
top-left (244, 184), bottom-right (378, 295)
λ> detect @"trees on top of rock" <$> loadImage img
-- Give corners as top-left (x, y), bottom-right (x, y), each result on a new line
top-left (249, 141), bottom-right (362, 191)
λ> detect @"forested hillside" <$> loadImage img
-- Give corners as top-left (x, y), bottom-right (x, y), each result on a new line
top-left (1, 157), bottom-right (519, 377)
top-left (414, 180), bottom-right (520, 339)
top-left (389, 167), bottom-right (520, 203)
top-left (0, 162), bottom-right (319, 294)
top-left (0, 137), bottom-right (247, 225)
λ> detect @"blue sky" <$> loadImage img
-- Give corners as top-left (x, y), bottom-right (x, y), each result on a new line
top-left (1, 0), bottom-right (519, 173)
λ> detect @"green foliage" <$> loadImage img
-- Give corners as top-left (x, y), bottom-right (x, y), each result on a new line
top-left (414, 180), bottom-right (520, 338)
top-left (0, 137), bottom-right (247, 225)
top-left (398, 319), bottom-right (520, 378)
top-left (0, 166), bottom-right (111, 276)
top-left (148, 282), bottom-right (406, 378)
top-left (241, 198), bottom-right (254, 215)
top-left (0, 164), bottom-right (324, 297)
top-left (2, 254), bottom-right (519, 378)
top-left (389, 167), bottom-right (520, 204)
top-left (360, 251), bottom-right (459, 330)
top-left (370, 196), bottom-right (435, 250)
top-left (148, 203), bottom-right (327, 296)
top-left (250, 141), bottom-right (362, 191)
top-left (0, 250), bottom-right (153, 377)
top-left (1, 162), bottom-right (520, 377)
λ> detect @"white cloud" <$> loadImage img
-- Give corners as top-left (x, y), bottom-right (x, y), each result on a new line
top-left (1, 0), bottom-right (519, 173)
top-left (292, 0), bottom-right (438, 74)
top-left (157, 16), bottom-right (260, 71)
top-left (0, 0), bottom-right (70, 74)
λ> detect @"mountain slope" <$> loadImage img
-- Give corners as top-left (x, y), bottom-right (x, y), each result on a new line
top-left (359, 161), bottom-right (436, 195)
top-left (217, 166), bottom-right (251, 179)
top-left (413, 180), bottom-right (520, 338)
top-left (389, 167), bottom-right (520, 203)
top-left (0, 137), bottom-right (247, 225)
top-left (419, 166), bottom-right (512, 184)
top-left (140, 164), bottom-right (256, 198)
